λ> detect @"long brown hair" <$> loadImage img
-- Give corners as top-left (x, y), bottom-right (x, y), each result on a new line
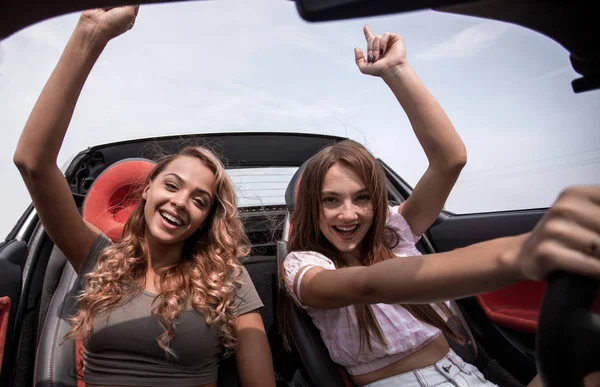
top-left (66, 146), bottom-right (250, 357)
top-left (278, 139), bottom-right (463, 352)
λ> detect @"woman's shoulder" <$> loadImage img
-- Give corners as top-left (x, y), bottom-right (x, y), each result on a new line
top-left (80, 232), bottom-right (114, 276)
top-left (284, 250), bottom-right (336, 269)
top-left (231, 264), bottom-right (264, 315)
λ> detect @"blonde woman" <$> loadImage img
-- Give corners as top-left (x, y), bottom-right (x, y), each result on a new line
top-left (14, 6), bottom-right (275, 387)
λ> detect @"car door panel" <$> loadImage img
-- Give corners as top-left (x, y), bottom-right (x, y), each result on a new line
top-left (0, 296), bottom-right (11, 373)
top-left (427, 210), bottom-right (600, 383)
top-left (428, 211), bottom-right (548, 336)
top-left (476, 280), bottom-right (600, 335)
top-left (429, 211), bottom-right (600, 334)
top-left (429, 210), bottom-right (545, 251)
top-left (0, 240), bottom-right (28, 378)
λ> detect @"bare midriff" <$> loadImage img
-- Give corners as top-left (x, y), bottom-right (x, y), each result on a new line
top-left (351, 334), bottom-right (450, 386)
top-left (88, 383), bottom-right (217, 387)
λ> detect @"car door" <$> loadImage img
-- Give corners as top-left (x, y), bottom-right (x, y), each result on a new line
top-left (0, 205), bottom-right (36, 385)
top-left (382, 160), bottom-right (600, 385)
top-left (0, 240), bottom-right (27, 381)
top-left (430, 209), bottom-right (600, 383)
top-left (426, 207), bottom-right (545, 384)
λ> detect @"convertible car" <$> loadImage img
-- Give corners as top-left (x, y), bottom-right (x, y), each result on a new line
top-left (0, 1), bottom-right (598, 387)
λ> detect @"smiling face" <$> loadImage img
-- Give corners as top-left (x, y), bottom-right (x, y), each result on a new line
top-left (318, 163), bottom-right (374, 262)
top-left (142, 155), bottom-right (216, 246)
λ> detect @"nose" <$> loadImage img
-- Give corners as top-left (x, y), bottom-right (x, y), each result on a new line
top-left (169, 191), bottom-right (187, 210)
top-left (339, 200), bottom-right (358, 222)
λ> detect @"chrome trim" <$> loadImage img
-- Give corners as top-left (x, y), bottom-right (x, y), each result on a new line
top-left (283, 212), bottom-right (290, 242)
top-left (15, 207), bottom-right (38, 242)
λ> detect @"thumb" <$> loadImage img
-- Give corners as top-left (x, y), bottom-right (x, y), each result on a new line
top-left (354, 48), bottom-right (367, 72)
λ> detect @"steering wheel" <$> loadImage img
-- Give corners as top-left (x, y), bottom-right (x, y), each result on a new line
top-left (536, 272), bottom-right (600, 386)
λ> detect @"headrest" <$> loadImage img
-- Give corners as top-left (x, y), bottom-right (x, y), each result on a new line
top-left (284, 157), bottom-right (313, 214)
top-left (82, 158), bottom-right (156, 242)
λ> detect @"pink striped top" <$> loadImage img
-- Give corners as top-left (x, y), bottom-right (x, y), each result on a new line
top-left (283, 205), bottom-right (443, 376)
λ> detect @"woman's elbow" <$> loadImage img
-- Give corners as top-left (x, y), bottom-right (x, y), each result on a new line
top-left (13, 151), bottom-right (45, 179)
top-left (14, 152), bottom-right (32, 173)
top-left (440, 149), bottom-right (467, 176)
top-left (431, 145), bottom-right (467, 173)
top-left (450, 146), bottom-right (467, 170)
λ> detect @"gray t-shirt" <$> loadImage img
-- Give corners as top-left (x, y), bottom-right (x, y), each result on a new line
top-left (79, 234), bottom-right (263, 387)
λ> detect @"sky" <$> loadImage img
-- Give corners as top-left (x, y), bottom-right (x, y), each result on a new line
top-left (1, 0), bottom-right (599, 238)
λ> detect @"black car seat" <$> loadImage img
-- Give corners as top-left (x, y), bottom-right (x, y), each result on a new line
top-left (276, 158), bottom-right (478, 387)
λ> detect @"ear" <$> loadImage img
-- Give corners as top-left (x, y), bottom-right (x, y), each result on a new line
top-left (142, 183), bottom-right (150, 201)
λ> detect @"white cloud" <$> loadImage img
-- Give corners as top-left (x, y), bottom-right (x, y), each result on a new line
top-left (529, 66), bottom-right (573, 82)
top-left (414, 21), bottom-right (509, 61)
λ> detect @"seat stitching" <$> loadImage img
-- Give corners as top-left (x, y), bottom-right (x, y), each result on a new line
top-left (33, 262), bottom-right (69, 386)
top-left (49, 269), bottom-right (77, 387)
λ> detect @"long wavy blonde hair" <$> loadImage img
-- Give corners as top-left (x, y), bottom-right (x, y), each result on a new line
top-left (65, 146), bottom-right (250, 357)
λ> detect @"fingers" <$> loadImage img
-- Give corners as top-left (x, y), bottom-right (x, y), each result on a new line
top-left (124, 4), bottom-right (139, 19)
top-left (558, 185), bottom-right (600, 206)
top-left (549, 187), bottom-right (600, 235)
top-left (363, 24), bottom-right (373, 41)
top-left (363, 25), bottom-right (374, 63)
top-left (104, 4), bottom-right (138, 15)
top-left (122, 5), bottom-right (140, 30)
top-left (372, 36), bottom-right (381, 61)
top-left (363, 25), bottom-right (380, 63)
top-left (129, 6), bottom-right (140, 29)
top-left (362, 26), bottom-right (395, 63)
top-left (537, 240), bottom-right (600, 281)
top-left (380, 33), bottom-right (390, 56)
top-left (354, 48), bottom-right (368, 73)
top-left (529, 185), bottom-right (600, 281)
top-left (542, 220), bottom-right (600, 260)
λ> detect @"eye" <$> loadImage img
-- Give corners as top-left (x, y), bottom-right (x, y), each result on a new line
top-left (165, 182), bottom-right (178, 191)
top-left (193, 197), bottom-right (208, 208)
top-left (356, 193), bottom-right (371, 202)
top-left (322, 196), bottom-right (338, 203)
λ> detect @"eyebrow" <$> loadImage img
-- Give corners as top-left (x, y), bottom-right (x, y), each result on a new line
top-left (164, 173), bottom-right (213, 200)
top-left (321, 188), bottom-right (369, 196)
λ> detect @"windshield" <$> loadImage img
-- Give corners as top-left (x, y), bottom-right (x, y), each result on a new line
top-left (1, 0), bottom-right (598, 237)
top-left (228, 167), bottom-right (297, 207)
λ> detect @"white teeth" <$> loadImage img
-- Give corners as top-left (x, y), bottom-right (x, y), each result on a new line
top-left (160, 211), bottom-right (183, 226)
top-left (335, 225), bottom-right (358, 232)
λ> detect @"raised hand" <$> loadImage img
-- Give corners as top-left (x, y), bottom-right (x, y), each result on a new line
top-left (354, 25), bottom-right (407, 77)
top-left (79, 5), bottom-right (140, 42)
